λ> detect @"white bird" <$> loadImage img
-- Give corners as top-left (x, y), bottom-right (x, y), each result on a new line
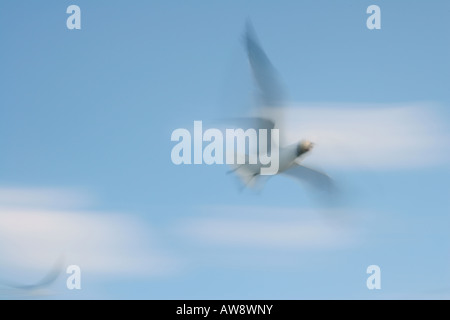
top-left (229, 22), bottom-right (335, 194)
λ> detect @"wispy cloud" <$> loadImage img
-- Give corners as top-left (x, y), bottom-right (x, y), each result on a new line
top-left (177, 206), bottom-right (360, 251)
top-left (0, 188), bottom-right (178, 280)
top-left (0, 187), bottom-right (92, 209)
top-left (180, 218), bottom-right (354, 249)
top-left (265, 102), bottom-right (450, 170)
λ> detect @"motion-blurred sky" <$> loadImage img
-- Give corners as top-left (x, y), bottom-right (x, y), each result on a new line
top-left (0, 0), bottom-right (449, 299)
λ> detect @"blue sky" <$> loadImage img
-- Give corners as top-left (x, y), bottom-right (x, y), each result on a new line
top-left (0, 0), bottom-right (449, 299)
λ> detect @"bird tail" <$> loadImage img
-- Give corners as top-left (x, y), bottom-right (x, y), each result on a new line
top-left (227, 163), bottom-right (264, 190)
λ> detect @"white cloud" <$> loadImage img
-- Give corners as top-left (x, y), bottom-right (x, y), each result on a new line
top-left (0, 187), bottom-right (92, 209)
top-left (177, 206), bottom-right (359, 250)
top-left (0, 188), bottom-right (177, 279)
top-left (181, 218), bottom-right (353, 249)
top-left (262, 102), bottom-right (450, 169)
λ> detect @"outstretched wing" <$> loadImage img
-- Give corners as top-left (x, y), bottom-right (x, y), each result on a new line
top-left (245, 21), bottom-right (286, 108)
top-left (244, 21), bottom-right (288, 147)
top-left (282, 164), bottom-right (336, 194)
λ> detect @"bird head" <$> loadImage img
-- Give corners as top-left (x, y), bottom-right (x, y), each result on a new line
top-left (296, 140), bottom-right (314, 157)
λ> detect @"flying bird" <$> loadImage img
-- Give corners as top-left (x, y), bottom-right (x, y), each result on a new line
top-left (229, 21), bottom-right (335, 194)
top-left (0, 257), bottom-right (64, 297)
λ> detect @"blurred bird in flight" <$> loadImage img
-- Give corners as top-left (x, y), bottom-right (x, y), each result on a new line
top-left (229, 21), bottom-right (335, 195)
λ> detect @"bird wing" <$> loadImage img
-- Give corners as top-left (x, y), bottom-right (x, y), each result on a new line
top-left (244, 21), bottom-right (288, 146)
top-left (282, 164), bottom-right (336, 193)
top-left (0, 256), bottom-right (64, 293)
top-left (245, 21), bottom-right (286, 108)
